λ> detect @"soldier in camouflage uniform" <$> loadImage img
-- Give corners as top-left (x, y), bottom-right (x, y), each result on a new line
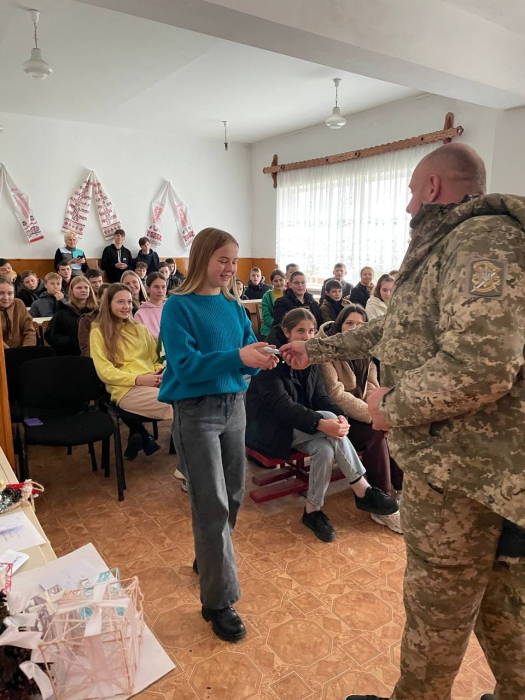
top-left (281, 143), bottom-right (525, 700)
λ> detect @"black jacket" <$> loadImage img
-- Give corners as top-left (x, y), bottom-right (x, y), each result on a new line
top-left (245, 326), bottom-right (344, 458)
top-left (29, 293), bottom-right (65, 318)
top-left (272, 288), bottom-right (323, 328)
top-left (320, 278), bottom-right (352, 298)
top-left (45, 305), bottom-right (89, 356)
top-left (101, 244), bottom-right (132, 284)
top-left (167, 270), bottom-right (186, 293)
top-left (245, 280), bottom-right (271, 300)
top-left (349, 282), bottom-right (371, 308)
top-left (17, 280), bottom-right (45, 306)
top-left (131, 250), bottom-right (159, 276)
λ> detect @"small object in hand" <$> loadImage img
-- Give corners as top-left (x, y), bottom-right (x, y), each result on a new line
top-left (263, 347), bottom-right (281, 355)
top-left (24, 418), bottom-right (43, 427)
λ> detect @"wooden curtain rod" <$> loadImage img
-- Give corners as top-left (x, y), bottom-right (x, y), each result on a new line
top-left (263, 112), bottom-right (464, 188)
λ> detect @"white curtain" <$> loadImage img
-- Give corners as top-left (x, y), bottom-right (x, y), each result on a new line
top-left (276, 144), bottom-right (437, 283)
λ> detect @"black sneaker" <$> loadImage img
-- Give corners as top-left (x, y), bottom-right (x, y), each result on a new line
top-left (202, 605), bottom-right (246, 642)
top-left (480, 695), bottom-right (494, 700)
top-left (192, 559), bottom-right (199, 575)
top-left (301, 508), bottom-right (336, 542)
top-left (142, 435), bottom-right (161, 456)
top-left (354, 486), bottom-right (399, 515)
top-left (124, 432), bottom-right (142, 460)
top-left (345, 695), bottom-right (389, 700)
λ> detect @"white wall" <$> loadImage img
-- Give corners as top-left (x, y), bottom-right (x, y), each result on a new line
top-left (491, 106), bottom-right (525, 194)
top-left (251, 94), bottom-right (500, 258)
top-left (0, 112), bottom-right (252, 260)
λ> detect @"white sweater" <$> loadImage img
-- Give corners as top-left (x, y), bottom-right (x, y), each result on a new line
top-left (365, 295), bottom-right (387, 320)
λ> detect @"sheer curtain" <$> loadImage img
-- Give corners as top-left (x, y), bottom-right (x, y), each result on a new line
top-left (276, 144), bottom-right (437, 283)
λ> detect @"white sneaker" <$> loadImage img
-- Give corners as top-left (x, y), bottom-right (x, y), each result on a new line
top-left (371, 511), bottom-right (403, 534)
top-left (174, 469), bottom-right (185, 480)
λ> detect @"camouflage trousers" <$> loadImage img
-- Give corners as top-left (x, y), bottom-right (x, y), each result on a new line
top-left (391, 472), bottom-right (525, 700)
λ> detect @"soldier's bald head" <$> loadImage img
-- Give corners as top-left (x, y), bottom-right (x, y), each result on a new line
top-left (407, 143), bottom-right (487, 218)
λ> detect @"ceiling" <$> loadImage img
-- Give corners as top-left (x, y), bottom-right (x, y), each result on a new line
top-left (441, 0), bottom-right (525, 36)
top-left (0, 0), bottom-right (419, 143)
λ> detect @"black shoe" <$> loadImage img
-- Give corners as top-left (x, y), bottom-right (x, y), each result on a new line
top-left (202, 606), bottom-right (246, 642)
top-left (142, 435), bottom-right (161, 456)
top-left (354, 486), bottom-right (399, 515)
top-left (124, 432), bottom-right (142, 460)
top-left (301, 508), bottom-right (336, 542)
top-left (345, 696), bottom-right (389, 700)
top-left (192, 559), bottom-right (199, 575)
top-left (480, 695), bottom-right (494, 700)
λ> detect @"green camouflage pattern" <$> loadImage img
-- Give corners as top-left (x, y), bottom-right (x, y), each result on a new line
top-left (306, 194), bottom-right (525, 526)
top-left (393, 472), bottom-right (525, 700)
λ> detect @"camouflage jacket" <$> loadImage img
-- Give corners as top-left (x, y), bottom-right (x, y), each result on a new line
top-left (306, 194), bottom-right (525, 526)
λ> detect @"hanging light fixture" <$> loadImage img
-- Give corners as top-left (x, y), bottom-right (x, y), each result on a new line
top-left (222, 121), bottom-right (229, 151)
top-left (325, 78), bottom-right (346, 130)
top-left (23, 10), bottom-right (53, 80)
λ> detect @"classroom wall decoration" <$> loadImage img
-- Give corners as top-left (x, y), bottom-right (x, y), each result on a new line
top-left (145, 181), bottom-right (195, 249)
top-left (62, 170), bottom-right (122, 241)
top-left (0, 164), bottom-right (44, 244)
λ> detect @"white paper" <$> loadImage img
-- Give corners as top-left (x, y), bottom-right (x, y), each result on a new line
top-left (0, 511), bottom-right (46, 551)
top-left (13, 544), bottom-right (175, 699)
top-left (0, 513), bottom-right (24, 534)
top-left (0, 549), bottom-right (30, 573)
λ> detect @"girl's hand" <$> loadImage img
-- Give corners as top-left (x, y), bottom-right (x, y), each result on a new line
top-left (136, 373), bottom-right (162, 387)
top-left (240, 342), bottom-right (279, 369)
top-left (318, 418), bottom-right (349, 440)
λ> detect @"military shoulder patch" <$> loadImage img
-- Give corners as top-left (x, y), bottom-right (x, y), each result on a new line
top-left (467, 258), bottom-right (506, 298)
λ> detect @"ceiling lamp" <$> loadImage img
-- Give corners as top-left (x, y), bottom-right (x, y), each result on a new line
top-left (222, 121), bottom-right (229, 151)
top-left (23, 10), bottom-right (53, 80)
top-left (325, 78), bottom-right (346, 130)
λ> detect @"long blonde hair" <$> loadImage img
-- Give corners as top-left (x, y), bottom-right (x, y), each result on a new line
top-left (68, 275), bottom-right (98, 314)
top-left (121, 270), bottom-right (148, 310)
top-left (176, 227), bottom-right (238, 299)
top-left (93, 283), bottom-right (139, 367)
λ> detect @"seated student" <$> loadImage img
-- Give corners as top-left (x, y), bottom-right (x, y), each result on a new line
top-left (54, 232), bottom-right (88, 277)
top-left (165, 258), bottom-right (185, 292)
top-left (132, 237), bottom-right (159, 276)
top-left (45, 275), bottom-right (97, 356)
top-left (366, 273), bottom-right (395, 320)
top-left (273, 270), bottom-right (323, 328)
top-left (17, 270), bottom-right (45, 307)
top-left (260, 268), bottom-right (285, 337)
top-left (85, 268), bottom-right (104, 294)
top-left (120, 270), bottom-right (148, 313)
top-left (246, 309), bottom-right (398, 541)
top-left (0, 259), bottom-right (22, 290)
top-left (101, 229), bottom-right (132, 283)
top-left (320, 263), bottom-right (353, 299)
top-left (319, 279), bottom-right (350, 323)
top-left (78, 283), bottom-right (109, 357)
top-left (157, 261), bottom-right (171, 285)
top-left (134, 261), bottom-right (148, 282)
top-left (134, 272), bottom-right (166, 342)
top-left (245, 267), bottom-right (271, 300)
top-left (57, 260), bottom-right (72, 298)
top-left (350, 266), bottom-right (374, 307)
top-left (388, 269), bottom-right (399, 279)
top-left (29, 272), bottom-right (67, 318)
top-left (235, 279), bottom-right (248, 300)
top-left (284, 262), bottom-right (300, 289)
top-left (91, 283), bottom-right (171, 459)
top-left (317, 304), bottom-right (403, 532)
top-left (0, 277), bottom-right (37, 348)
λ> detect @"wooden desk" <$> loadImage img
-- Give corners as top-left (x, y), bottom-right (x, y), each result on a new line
top-left (0, 447), bottom-right (56, 574)
top-left (240, 300), bottom-right (262, 337)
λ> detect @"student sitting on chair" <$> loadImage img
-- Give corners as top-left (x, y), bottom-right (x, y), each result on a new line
top-left (165, 258), bottom-right (185, 292)
top-left (120, 270), bottom-right (148, 313)
top-left (319, 279), bottom-right (350, 323)
top-left (134, 261), bottom-right (148, 281)
top-left (317, 304), bottom-right (403, 533)
top-left (90, 283), bottom-right (171, 460)
top-left (134, 272), bottom-right (167, 342)
top-left (17, 270), bottom-right (45, 307)
top-left (85, 268), bottom-right (104, 295)
top-left (0, 276), bottom-right (37, 349)
top-left (244, 267), bottom-right (271, 300)
top-left (29, 272), bottom-right (67, 318)
top-left (245, 308), bottom-right (398, 541)
top-left (78, 283), bottom-right (110, 357)
top-left (45, 276), bottom-right (97, 356)
top-left (0, 259), bottom-right (22, 290)
top-left (260, 268), bottom-right (285, 338)
top-left (272, 270), bottom-right (323, 328)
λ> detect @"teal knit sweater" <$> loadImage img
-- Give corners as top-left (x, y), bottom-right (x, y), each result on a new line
top-left (159, 293), bottom-right (258, 402)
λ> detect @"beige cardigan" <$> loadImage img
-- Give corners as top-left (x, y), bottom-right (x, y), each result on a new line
top-left (316, 321), bottom-right (379, 423)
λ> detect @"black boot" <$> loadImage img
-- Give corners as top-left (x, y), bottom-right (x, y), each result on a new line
top-left (202, 606), bottom-right (246, 642)
top-left (480, 695), bottom-right (494, 700)
top-left (124, 432), bottom-right (142, 460)
top-left (141, 428), bottom-right (161, 456)
top-left (354, 486), bottom-right (399, 515)
top-left (301, 508), bottom-right (336, 542)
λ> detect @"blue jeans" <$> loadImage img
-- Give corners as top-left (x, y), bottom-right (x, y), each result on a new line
top-left (291, 410), bottom-right (365, 507)
top-left (172, 392), bottom-right (246, 610)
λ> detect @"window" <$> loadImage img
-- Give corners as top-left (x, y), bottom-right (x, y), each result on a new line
top-left (276, 144), bottom-right (436, 284)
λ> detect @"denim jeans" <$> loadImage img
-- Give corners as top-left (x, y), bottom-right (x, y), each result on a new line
top-left (172, 392), bottom-right (246, 610)
top-left (291, 410), bottom-right (365, 507)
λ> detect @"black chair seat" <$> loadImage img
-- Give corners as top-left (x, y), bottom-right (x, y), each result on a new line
top-left (24, 412), bottom-right (114, 447)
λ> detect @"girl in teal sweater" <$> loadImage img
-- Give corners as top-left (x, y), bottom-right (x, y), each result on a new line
top-left (260, 268), bottom-right (286, 337)
top-left (159, 227), bottom-right (277, 643)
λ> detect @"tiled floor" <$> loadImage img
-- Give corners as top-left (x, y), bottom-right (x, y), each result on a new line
top-left (29, 422), bottom-right (495, 700)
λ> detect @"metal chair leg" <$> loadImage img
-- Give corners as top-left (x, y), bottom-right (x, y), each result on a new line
top-left (112, 416), bottom-right (126, 501)
top-left (152, 421), bottom-right (159, 440)
top-left (67, 446), bottom-right (72, 456)
top-left (88, 442), bottom-right (97, 471)
top-left (169, 435), bottom-right (176, 454)
top-left (101, 438), bottom-right (110, 478)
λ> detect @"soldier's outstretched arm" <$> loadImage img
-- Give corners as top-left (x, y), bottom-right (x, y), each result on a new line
top-left (305, 315), bottom-right (385, 364)
top-left (380, 225), bottom-right (525, 428)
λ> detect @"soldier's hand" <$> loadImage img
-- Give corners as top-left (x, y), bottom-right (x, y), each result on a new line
top-left (367, 387), bottom-right (392, 431)
top-left (280, 341), bottom-right (311, 369)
